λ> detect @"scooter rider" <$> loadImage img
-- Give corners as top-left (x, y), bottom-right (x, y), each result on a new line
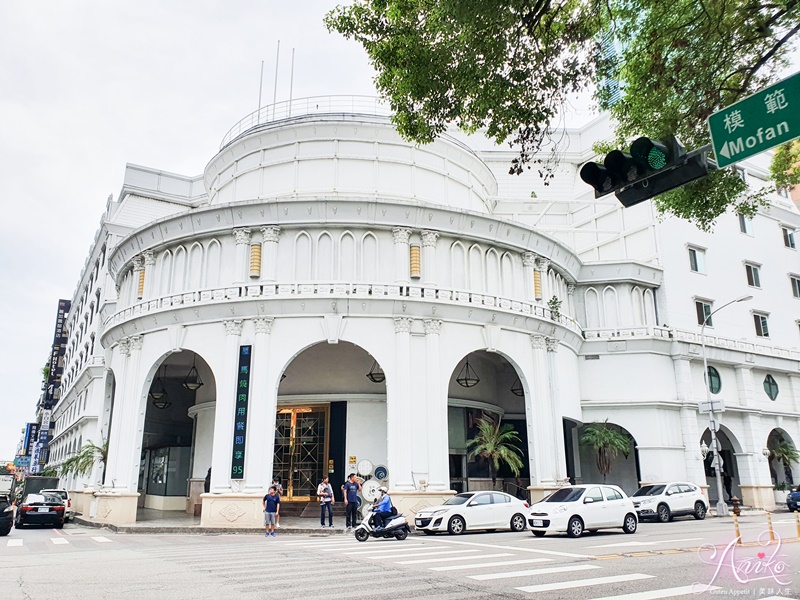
top-left (373, 486), bottom-right (393, 530)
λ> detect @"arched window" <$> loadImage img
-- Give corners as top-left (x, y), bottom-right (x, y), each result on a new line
top-left (339, 232), bottom-right (356, 281)
top-left (361, 233), bottom-right (378, 281)
top-left (450, 242), bottom-right (467, 289)
top-left (585, 288), bottom-right (600, 328)
top-left (294, 232), bottom-right (312, 280)
top-left (205, 240), bottom-right (222, 289)
top-left (706, 366), bottom-right (722, 394)
top-left (316, 232), bottom-right (334, 280)
top-left (764, 374), bottom-right (779, 400)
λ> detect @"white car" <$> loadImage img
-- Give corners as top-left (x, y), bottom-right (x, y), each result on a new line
top-left (528, 484), bottom-right (638, 538)
top-left (414, 491), bottom-right (529, 535)
top-left (632, 482), bottom-right (708, 522)
top-left (41, 489), bottom-right (74, 522)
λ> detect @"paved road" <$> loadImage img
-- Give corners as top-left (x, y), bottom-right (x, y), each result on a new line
top-left (1, 516), bottom-right (798, 599)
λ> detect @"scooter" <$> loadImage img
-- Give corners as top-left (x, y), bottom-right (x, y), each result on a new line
top-left (354, 505), bottom-right (410, 541)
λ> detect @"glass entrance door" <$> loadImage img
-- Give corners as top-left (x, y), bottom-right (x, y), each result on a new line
top-left (274, 406), bottom-right (329, 499)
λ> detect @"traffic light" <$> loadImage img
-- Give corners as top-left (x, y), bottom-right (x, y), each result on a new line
top-left (580, 136), bottom-right (716, 207)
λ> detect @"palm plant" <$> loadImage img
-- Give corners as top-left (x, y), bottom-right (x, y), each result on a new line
top-left (580, 420), bottom-right (632, 482)
top-left (769, 439), bottom-right (799, 470)
top-left (60, 439), bottom-right (109, 483)
top-left (466, 418), bottom-right (524, 489)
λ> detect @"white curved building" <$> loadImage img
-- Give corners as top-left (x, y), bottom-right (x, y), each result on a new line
top-left (52, 97), bottom-right (800, 527)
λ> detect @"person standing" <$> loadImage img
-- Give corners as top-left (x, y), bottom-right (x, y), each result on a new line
top-left (373, 486), bottom-right (393, 530)
top-left (262, 486), bottom-right (280, 537)
top-left (271, 476), bottom-right (283, 528)
top-left (317, 476), bottom-right (335, 528)
top-left (343, 473), bottom-right (361, 531)
top-left (723, 472), bottom-right (733, 502)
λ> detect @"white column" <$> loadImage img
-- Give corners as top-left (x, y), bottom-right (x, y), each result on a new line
top-left (789, 375), bottom-right (800, 414)
top-left (392, 228), bottom-right (411, 285)
top-left (566, 283), bottom-right (576, 318)
top-left (103, 338), bottom-right (131, 489)
top-left (209, 319), bottom-right (244, 492)
top-left (132, 256), bottom-right (144, 301)
top-left (424, 319), bottom-right (448, 490)
top-left (188, 403), bottom-right (216, 479)
top-left (143, 250), bottom-right (156, 300)
top-left (546, 338), bottom-right (567, 482)
top-left (232, 229), bottom-right (251, 284)
top-left (536, 258), bottom-right (551, 304)
top-left (673, 358), bottom-right (705, 484)
top-left (388, 317), bottom-right (414, 490)
top-left (244, 317), bottom-right (274, 492)
top-left (522, 253), bottom-right (536, 303)
top-left (735, 366), bottom-right (755, 408)
top-left (260, 226), bottom-right (281, 282)
top-left (107, 335), bottom-right (143, 491)
top-left (529, 334), bottom-right (555, 484)
top-left (421, 231), bottom-right (439, 287)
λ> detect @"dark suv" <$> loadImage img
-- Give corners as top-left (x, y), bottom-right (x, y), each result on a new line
top-left (0, 494), bottom-right (12, 536)
top-left (786, 487), bottom-right (800, 512)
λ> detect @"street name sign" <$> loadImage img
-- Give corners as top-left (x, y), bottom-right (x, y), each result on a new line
top-left (699, 398), bottom-right (725, 414)
top-left (707, 71), bottom-right (800, 168)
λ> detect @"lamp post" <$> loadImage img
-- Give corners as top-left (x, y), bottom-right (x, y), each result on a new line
top-left (700, 294), bottom-right (752, 517)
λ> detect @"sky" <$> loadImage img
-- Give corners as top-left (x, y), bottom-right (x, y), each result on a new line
top-left (0, 1), bottom-right (381, 459)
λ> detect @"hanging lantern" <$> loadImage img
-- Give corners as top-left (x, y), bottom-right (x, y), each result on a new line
top-left (510, 376), bottom-right (524, 397)
top-left (456, 357), bottom-right (480, 388)
top-left (182, 355), bottom-right (204, 391)
top-left (366, 361), bottom-right (386, 383)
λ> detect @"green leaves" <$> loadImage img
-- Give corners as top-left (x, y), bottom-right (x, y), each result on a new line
top-left (466, 417), bottom-right (524, 487)
top-left (59, 439), bottom-right (109, 481)
top-left (326, 0), bottom-right (800, 228)
top-left (580, 420), bottom-right (631, 482)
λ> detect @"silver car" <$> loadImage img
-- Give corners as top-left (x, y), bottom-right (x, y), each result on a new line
top-left (632, 482), bottom-right (708, 522)
top-left (41, 489), bottom-right (74, 522)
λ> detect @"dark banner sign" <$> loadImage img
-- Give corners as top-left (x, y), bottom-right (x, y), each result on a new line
top-left (23, 423), bottom-right (38, 456)
top-left (230, 345), bottom-right (252, 479)
top-left (44, 299), bottom-right (71, 409)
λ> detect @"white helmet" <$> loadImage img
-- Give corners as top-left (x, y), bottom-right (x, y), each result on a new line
top-left (378, 486), bottom-right (388, 493)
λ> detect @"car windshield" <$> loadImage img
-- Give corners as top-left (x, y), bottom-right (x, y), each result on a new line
top-left (42, 490), bottom-right (67, 500)
top-left (545, 488), bottom-right (584, 503)
top-left (42, 495), bottom-right (62, 504)
top-left (633, 485), bottom-right (666, 497)
top-left (443, 494), bottom-right (472, 506)
top-left (25, 494), bottom-right (45, 504)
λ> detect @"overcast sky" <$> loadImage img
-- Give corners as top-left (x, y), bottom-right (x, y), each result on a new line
top-left (0, 1), bottom-right (381, 459)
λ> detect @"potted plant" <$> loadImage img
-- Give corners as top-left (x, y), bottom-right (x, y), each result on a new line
top-left (580, 420), bottom-right (632, 482)
top-left (466, 418), bottom-right (524, 490)
top-left (548, 296), bottom-right (562, 321)
top-left (774, 481), bottom-right (791, 505)
top-left (769, 439), bottom-right (799, 503)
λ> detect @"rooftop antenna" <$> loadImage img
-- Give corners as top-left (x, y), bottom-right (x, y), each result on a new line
top-left (257, 60), bottom-right (264, 124)
top-left (288, 48), bottom-right (295, 117)
top-left (272, 40), bottom-right (280, 120)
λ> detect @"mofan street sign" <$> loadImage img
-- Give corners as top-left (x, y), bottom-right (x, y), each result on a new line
top-left (707, 71), bottom-right (800, 168)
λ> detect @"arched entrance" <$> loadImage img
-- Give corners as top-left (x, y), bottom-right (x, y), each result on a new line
top-left (767, 428), bottom-right (799, 488)
top-left (575, 421), bottom-right (640, 495)
top-left (137, 351), bottom-right (216, 515)
top-left (701, 426), bottom-right (741, 505)
top-left (447, 351), bottom-right (530, 497)
top-left (275, 341), bottom-right (386, 500)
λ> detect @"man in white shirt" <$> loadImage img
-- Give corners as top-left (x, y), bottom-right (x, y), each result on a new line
top-left (317, 476), bottom-right (335, 528)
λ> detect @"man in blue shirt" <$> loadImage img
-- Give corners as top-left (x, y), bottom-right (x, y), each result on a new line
top-left (262, 486), bottom-right (280, 537)
top-left (343, 473), bottom-right (362, 531)
top-left (373, 486), bottom-right (393, 530)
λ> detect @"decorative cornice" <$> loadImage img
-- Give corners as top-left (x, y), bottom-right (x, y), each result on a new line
top-left (421, 230), bottom-right (439, 248)
top-left (567, 283), bottom-right (576, 295)
top-left (233, 228), bottom-right (251, 245)
top-left (223, 319), bottom-right (244, 336)
top-left (128, 335), bottom-right (143, 352)
top-left (261, 226), bottom-right (281, 243)
top-left (392, 227), bottom-right (412, 245)
top-left (132, 255), bottom-right (144, 271)
top-left (143, 250), bottom-right (156, 266)
top-left (522, 252), bottom-right (537, 268)
top-left (535, 258), bottom-right (550, 272)
top-left (254, 317), bottom-right (274, 335)
top-left (545, 337), bottom-right (559, 353)
top-left (423, 319), bottom-right (442, 335)
top-left (117, 338), bottom-right (131, 357)
top-left (394, 317), bottom-right (413, 333)
top-left (530, 334), bottom-right (546, 350)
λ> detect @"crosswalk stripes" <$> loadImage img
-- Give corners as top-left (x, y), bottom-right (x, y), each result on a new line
top-left (515, 573), bottom-right (656, 594)
top-left (585, 584), bottom-right (722, 600)
top-left (368, 549), bottom-right (479, 559)
top-left (7, 539), bottom-right (23, 547)
top-left (51, 537), bottom-right (69, 545)
top-left (398, 552), bottom-right (514, 565)
top-left (469, 563), bottom-right (601, 581)
top-left (91, 536), bottom-right (112, 543)
top-left (429, 557), bottom-right (553, 572)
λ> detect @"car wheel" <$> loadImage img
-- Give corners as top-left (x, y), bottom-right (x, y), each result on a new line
top-left (354, 528), bottom-right (369, 542)
top-left (623, 513), bottom-right (638, 534)
top-left (532, 531), bottom-right (546, 537)
top-left (657, 504), bottom-right (672, 523)
top-left (0, 527), bottom-right (10, 537)
top-left (567, 516), bottom-right (583, 538)
top-left (510, 514), bottom-right (527, 532)
top-left (55, 522), bottom-right (64, 530)
top-left (448, 515), bottom-right (466, 535)
top-left (693, 502), bottom-right (707, 520)
top-left (423, 530), bottom-right (437, 536)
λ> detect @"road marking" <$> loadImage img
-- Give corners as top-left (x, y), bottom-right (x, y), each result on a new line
top-left (431, 558), bottom-right (553, 572)
top-left (298, 542), bottom-right (365, 549)
top-left (586, 538), bottom-right (703, 549)
top-left (399, 552), bottom-right (514, 565)
top-left (469, 564), bottom-right (601, 581)
top-left (7, 539), bottom-right (23, 547)
top-left (516, 573), bottom-right (655, 593)
top-left (343, 545), bottom-right (437, 555)
top-left (92, 536), bottom-right (112, 543)
top-left (429, 538), bottom-right (591, 558)
top-left (370, 549), bottom-right (479, 559)
top-left (586, 585), bottom-right (721, 600)
top-left (51, 538), bottom-right (69, 545)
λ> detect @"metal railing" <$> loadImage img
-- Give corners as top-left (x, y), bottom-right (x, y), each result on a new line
top-left (220, 95), bottom-right (393, 150)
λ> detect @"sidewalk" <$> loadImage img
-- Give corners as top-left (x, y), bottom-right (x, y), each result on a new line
top-left (72, 508), bottom-right (366, 535)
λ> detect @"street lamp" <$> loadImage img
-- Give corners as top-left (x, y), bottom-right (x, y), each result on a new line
top-left (700, 294), bottom-right (752, 517)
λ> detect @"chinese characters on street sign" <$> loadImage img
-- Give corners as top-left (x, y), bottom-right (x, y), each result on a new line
top-left (230, 345), bottom-right (252, 479)
top-left (708, 71), bottom-right (800, 168)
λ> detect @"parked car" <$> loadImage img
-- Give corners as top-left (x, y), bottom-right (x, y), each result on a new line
top-left (0, 494), bottom-right (12, 536)
top-left (785, 487), bottom-right (800, 512)
top-left (632, 482), bottom-right (708, 522)
top-left (41, 489), bottom-right (74, 521)
top-left (14, 493), bottom-right (65, 529)
top-left (528, 484), bottom-right (638, 538)
top-left (414, 491), bottom-right (529, 535)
